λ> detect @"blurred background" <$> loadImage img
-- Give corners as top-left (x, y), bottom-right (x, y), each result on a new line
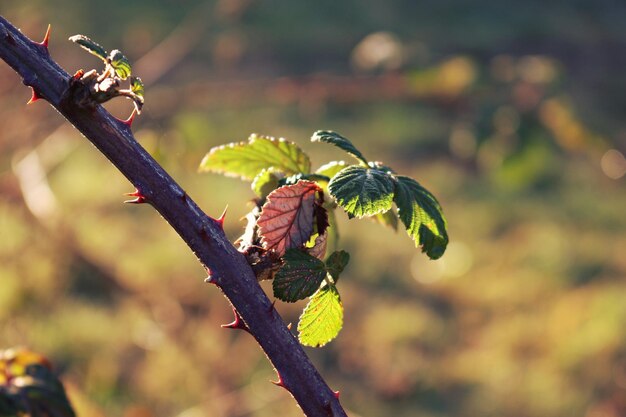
top-left (1, 1), bottom-right (626, 416)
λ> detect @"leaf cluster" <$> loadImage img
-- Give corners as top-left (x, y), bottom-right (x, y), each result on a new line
top-left (199, 131), bottom-right (448, 346)
top-left (69, 35), bottom-right (144, 115)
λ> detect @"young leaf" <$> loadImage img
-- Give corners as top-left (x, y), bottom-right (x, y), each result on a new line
top-left (257, 180), bottom-right (322, 256)
top-left (298, 284), bottom-right (343, 347)
top-left (328, 165), bottom-right (395, 218)
top-left (273, 249), bottom-right (327, 302)
top-left (252, 168), bottom-right (280, 198)
top-left (108, 50), bottom-right (132, 79)
top-left (199, 134), bottom-right (311, 181)
top-left (393, 176), bottom-right (448, 259)
top-left (325, 250), bottom-right (349, 282)
top-left (69, 34), bottom-right (108, 62)
top-left (131, 76), bottom-right (144, 98)
top-left (315, 160), bottom-right (348, 181)
top-left (311, 131), bottom-right (368, 165)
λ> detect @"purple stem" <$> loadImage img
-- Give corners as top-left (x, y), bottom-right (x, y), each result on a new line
top-left (0, 15), bottom-right (346, 417)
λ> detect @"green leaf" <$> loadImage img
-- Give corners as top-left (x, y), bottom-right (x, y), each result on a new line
top-left (325, 250), bottom-right (349, 282)
top-left (314, 160), bottom-right (348, 181)
top-left (69, 34), bottom-right (108, 61)
top-left (199, 134), bottom-right (311, 181)
top-left (328, 165), bottom-right (395, 218)
top-left (252, 168), bottom-right (280, 198)
top-left (108, 50), bottom-right (132, 79)
top-left (393, 176), bottom-right (448, 259)
top-left (311, 131), bottom-right (368, 164)
top-left (273, 249), bottom-right (327, 302)
top-left (298, 284), bottom-right (343, 347)
top-left (130, 76), bottom-right (144, 98)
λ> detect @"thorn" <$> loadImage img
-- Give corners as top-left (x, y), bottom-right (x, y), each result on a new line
top-left (118, 108), bottom-right (137, 128)
top-left (333, 390), bottom-right (340, 399)
top-left (39, 24), bottom-right (51, 50)
top-left (270, 372), bottom-right (287, 390)
top-left (124, 188), bottom-right (147, 204)
top-left (221, 307), bottom-right (250, 332)
top-left (72, 69), bottom-right (85, 80)
top-left (215, 205), bottom-right (228, 229)
top-left (287, 322), bottom-right (292, 330)
top-left (180, 191), bottom-right (188, 202)
top-left (27, 87), bottom-right (41, 104)
top-left (267, 299), bottom-right (276, 314)
top-left (204, 268), bottom-right (221, 286)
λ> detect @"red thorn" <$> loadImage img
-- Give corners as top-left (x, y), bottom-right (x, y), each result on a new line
top-left (267, 299), bottom-right (277, 314)
top-left (180, 191), bottom-right (188, 202)
top-left (72, 69), bottom-right (85, 80)
top-left (270, 373), bottom-right (287, 389)
top-left (333, 390), bottom-right (340, 399)
top-left (40, 24), bottom-right (51, 49)
top-left (215, 205), bottom-right (228, 228)
top-left (27, 87), bottom-right (41, 105)
top-left (287, 322), bottom-right (292, 330)
top-left (119, 108), bottom-right (137, 128)
top-left (124, 197), bottom-right (147, 204)
top-left (204, 267), bottom-right (218, 285)
top-left (124, 188), bottom-right (147, 204)
top-left (221, 307), bottom-right (250, 332)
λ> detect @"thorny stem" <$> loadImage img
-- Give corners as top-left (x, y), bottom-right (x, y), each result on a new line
top-left (0, 16), bottom-right (347, 417)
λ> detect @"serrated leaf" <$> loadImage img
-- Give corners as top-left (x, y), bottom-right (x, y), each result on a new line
top-left (325, 250), bottom-right (349, 282)
top-left (312, 131), bottom-right (368, 164)
top-left (298, 285), bottom-right (343, 347)
top-left (108, 49), bottom-right (131, 79)
top-left (273, 249), bottom-right (327, 302)
top-left (257, 181), bottom-right (321, 256)
top-left (394, 176), bottom-right (448, 259)
top-left (199, 134), bottom-right (311, 181)
top-left (69, 34), bottom-right (108, 61)
top-left (315, 160), bottom-right (348, 181)
top-left (252, 168), bottom-right (280, 198)
top-left (328, 165), bottom-right (395, 218)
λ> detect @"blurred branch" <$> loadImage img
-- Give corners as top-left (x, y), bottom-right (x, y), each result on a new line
top-left (0, 15), bottom-right (346, 417)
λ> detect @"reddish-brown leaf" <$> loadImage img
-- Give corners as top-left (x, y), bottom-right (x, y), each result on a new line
top-left (308, 231), bottom-right (329, 260)
top-left (258, 180), bottom-right (322, 256)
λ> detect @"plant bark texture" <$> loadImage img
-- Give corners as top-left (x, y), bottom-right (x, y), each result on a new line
top-left (0, 16), bottom-right (346, 417)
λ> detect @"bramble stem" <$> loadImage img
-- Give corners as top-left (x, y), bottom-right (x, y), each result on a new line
top-left (0, 15), bottom-right (346, 417)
